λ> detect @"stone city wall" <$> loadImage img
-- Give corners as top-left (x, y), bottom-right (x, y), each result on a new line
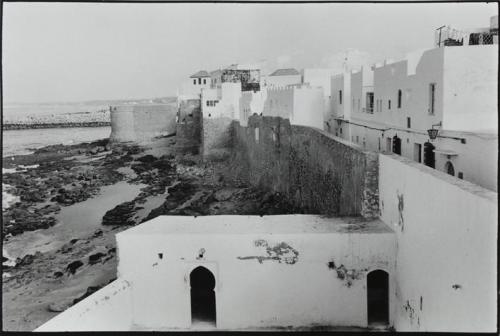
top-left (202, 117), bottom-right (234, 161)
top-left (176, 99), bottom-right (202, 154)
top-left (110, 104), bottom-right (177, 143)
top-left (228, 115), bottom-right (379, 218)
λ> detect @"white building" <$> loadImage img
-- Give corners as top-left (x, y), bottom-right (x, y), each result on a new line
top-left (177, 70), bottom-right (211, 101)
top-left (301, 68), bottom-right (337, 122)
top-left (263, 84), bottom-right (324, 129)
top-left (265, 68), bottom-right (302, 88)
top-left (329, 18), bottom-right (498, 192)
top-left (200, 64), bottom-right (262, 120)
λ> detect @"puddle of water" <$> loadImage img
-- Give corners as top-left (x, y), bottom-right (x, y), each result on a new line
top-left (3, 181), bottom-right (145, 260)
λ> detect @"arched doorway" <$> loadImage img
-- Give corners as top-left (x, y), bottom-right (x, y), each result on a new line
top-left (445, 161), bottom-right (455, 176)
top-left (423, 142), bottom-right (435, 168)
top-left (392, 135), bottom-right (401, 155)
top-left (190, 266), bottom-right (216, 326)
top-left (367, 270), bottom-right (389, 326)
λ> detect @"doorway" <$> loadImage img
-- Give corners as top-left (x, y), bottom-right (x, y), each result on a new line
top-left (445, 161), bottom-right (455, 176)
top-left (423, 142), bottom-right (435, 168)
top-left (190, 266), bottom-right (216, 327)
top-left (367, 270), bottom-right (389, 326)
top-left (392, 135), bottom-right (401, 155)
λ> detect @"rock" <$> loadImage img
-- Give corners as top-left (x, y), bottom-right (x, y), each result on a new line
top-left (48, 302), bottom-right (70, 312)
top-left (53, 271), bottom-right (64, 278)
top-left (88, 252), bottom-right (106, 265)
top-left (89, 147), bottom-right (99, 155)
top-left (93, 230), bottom-right (103, 238)
top-left (214, 188), bottom-right (235, 202)
top-left (70, 238), bottom-right (79, 244)
top-left (72, 285), bottom-right (102, 305)
top-left (66, 260), bottom-right (83, 274)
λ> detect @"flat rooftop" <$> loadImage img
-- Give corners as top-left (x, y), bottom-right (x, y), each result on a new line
top-left (117, 215), bottom-right (393, 236)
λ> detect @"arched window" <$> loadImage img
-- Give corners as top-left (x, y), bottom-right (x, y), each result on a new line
top-left (445, 161), bottom-right (455, 176)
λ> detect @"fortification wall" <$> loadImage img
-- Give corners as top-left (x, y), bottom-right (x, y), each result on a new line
top-left (202, 117), bottom-right (233, 161)
top-left (229, 115), bottom-right (379, 217)
top-left (379, 154), bottom-right (497, 332)
top-left (110, 104), bottom-right (177, 143)
top-left (176, 99), bottom-right (202, 154)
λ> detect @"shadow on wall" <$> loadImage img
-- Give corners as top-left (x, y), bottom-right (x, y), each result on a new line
top-left (225, 115), bottom-right (379, 218)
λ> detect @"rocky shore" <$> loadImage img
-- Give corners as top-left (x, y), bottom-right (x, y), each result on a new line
top-left (2, 135), bottom-right (301, 331)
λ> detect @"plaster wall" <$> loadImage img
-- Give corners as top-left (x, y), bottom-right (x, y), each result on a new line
top-left (292, 86), bottom-right (324, 129)
top-left (239, 90), bottom-right (267, 127)
top-left (116, 215), bottom-right (395, 330)
top-left (110, 104), bottom-right (177, 143)
top-left (35, 279), bottom-right (133, 331)
top-left (442, 45), bottom-right (498, 132)
top-left (379, 154), bottom-right (497, 332)
top-left (328, 73), bottom-right (351, 138)
top-left (263, 87), bottom-right (295, 119)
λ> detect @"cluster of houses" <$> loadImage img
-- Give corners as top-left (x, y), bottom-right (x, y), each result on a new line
top-left (178, 15), bottom-right (498, 192)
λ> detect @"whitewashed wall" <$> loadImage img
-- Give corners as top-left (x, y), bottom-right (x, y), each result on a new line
top-left (35, 279), bottom-right (133, 331)
top-left (379, 154), bottom-right (497, 332)
top-left (116, 216), bottom-right (395, 330)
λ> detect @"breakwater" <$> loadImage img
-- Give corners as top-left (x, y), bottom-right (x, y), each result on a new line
top-left (3, 122), bottom-right (111, 130)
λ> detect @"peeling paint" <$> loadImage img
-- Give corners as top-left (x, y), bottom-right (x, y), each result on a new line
top-left (397, 192), bottom-right (404, 232)
top-left (237, 240), bottom-right (299, 264)
top-left (326, 259), bottom-right (366, 287)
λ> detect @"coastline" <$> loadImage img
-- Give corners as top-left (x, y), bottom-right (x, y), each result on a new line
top-left (3, 122), bottom-right (111, 130)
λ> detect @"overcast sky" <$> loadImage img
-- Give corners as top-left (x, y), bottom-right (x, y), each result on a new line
top-left (2, 2), bottom-right (497, 103)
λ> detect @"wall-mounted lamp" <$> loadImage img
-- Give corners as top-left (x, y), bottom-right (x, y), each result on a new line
top-left (427, 121), bottom-right (442, 141)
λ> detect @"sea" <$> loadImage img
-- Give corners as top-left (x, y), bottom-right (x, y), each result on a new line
top-left (2, 101), bottom-right (116, 210)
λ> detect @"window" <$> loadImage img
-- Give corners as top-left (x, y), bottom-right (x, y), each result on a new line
top-left (356, 135), bottom-right (359, 143)
top-left (388, 100), bottom-right (391, 110)
top-left (378, 138), bottom-right (381, 151)
top-left (339, 90), bottom-right (343, 105)
top-left (397, 89), bottom-right (402, 108)
top-left (340, 128), bottom-right (342, 134)
top-left (193, 79), bottom-right (197, 85)
top-left (255, 127), bottom-right (259, 142)
top-left (407, 117), bottom-right (411, 128)
top-left (366, 92), bottom-right (374, 113)
top-left (198, 78), bottom-right (201, 85)
top-left (458, 172), bottom-right (464, 179)
top-left (203, 79), bottom-right (206, 85)
top-left (429, 83), bottom-right (436, 115)
top-left (206, 101), bottom-right (210, 107)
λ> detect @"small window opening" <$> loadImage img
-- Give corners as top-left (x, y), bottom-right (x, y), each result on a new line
top-left (339, 90), bottom-right (343, 105)
top-left (158, 253), bottom-right (163, 259)
top-left (397, 89), bottom-right (402, 108)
